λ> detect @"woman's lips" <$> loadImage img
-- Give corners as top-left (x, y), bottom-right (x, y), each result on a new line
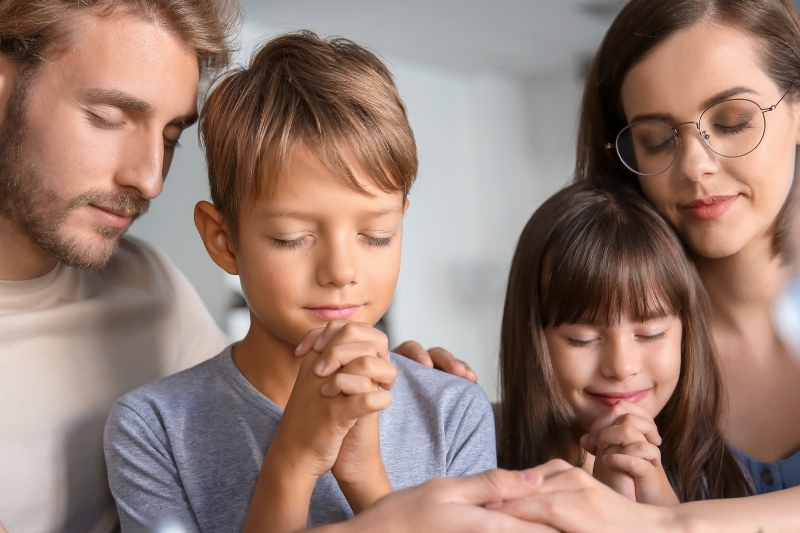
top-left (679, 195), bottom-right (738, 221)
top-left (308, 306), bottom-right (362, 321)
top-left (587, 390), bottom-right (649, 407)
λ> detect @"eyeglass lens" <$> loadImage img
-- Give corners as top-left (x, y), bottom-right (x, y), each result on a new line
top-left (615, 99), bottom-right (767, 176)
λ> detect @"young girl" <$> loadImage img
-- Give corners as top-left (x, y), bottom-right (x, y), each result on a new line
top-left (498, 181), bottom-right (752, 504)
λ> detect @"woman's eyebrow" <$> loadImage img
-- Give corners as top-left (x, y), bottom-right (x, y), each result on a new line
top-left (629, 87), bottom-right (759, 123)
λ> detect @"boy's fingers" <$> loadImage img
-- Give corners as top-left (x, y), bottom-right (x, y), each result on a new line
top-left (340, 355), bottom-right (398, 390)
top-left (586, 401), bottom-right (658, 449)
top-left (392, 340), bottom-right (434, 368)
top-left (314, 342), bottom-right (380, 378)
top-left (340, 389), bottom-right (393, 416)
top-left (321, 373), bottom-right (378, 397)
top-left (313, 321), bottom-right (389, 359)
top-left (295, 327), bottom-right (327, 356)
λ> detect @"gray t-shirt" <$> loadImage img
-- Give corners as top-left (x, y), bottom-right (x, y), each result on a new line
top-left (104, 346), bottom-right (496, 532)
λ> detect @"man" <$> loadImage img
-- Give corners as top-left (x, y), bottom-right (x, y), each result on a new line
top-left (0, 1), bottom-right (237, 530)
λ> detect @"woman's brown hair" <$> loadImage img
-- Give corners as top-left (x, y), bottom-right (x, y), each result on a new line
top-left (574, 0), bottom-right (800, 254)
top-left (498, 181), bottom-right (752, 501)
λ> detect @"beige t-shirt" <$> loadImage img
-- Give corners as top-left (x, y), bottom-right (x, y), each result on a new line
top-left (0, 236), bottom-right (229, 533)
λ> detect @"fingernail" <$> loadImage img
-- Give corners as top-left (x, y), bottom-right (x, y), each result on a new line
top-left (320, 382), bottom-right (330, 395)
top-left (295, 342), bottom-right (304, 355)
top-left (314, 360), bottom-right (325, 374)
top-left (523, 470), bottom-right (540, 484)
top-left (485, 501), bottom-right (503, 510)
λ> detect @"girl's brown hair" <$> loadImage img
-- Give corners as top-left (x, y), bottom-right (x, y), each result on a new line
top-left (574, 0), bottom-right (800, 254)
top-left (498, 181), bottom-right (752, 501)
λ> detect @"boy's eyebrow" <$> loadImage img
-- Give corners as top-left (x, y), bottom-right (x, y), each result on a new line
top-left (260, 206), bottom-right (405, 220)
top-left (83, 88), bottom-right (198, 127)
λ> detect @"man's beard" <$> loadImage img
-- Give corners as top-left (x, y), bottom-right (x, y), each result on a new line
top-left (0, 73), bottom-right (149, 271)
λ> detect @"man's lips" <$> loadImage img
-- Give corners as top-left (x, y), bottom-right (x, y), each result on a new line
top-left (679, 195), bottom-right (738, 221)
top-left (307, 305), bottom-right (363, 321)
top-left (88, 204), bottom-right (135, 229)
top-left (586, 389), bottom-right (650, 407)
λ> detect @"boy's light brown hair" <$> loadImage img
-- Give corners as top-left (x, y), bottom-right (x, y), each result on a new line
top-left (199, 30), bottom-right (418, 242)
top-left (0, 0), bottom-right (239, 75)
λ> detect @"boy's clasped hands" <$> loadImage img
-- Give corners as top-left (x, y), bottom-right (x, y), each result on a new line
top-left (257, 321), bottom-right (396, 532)
top-left (580, 401), bottom-right (679, 506)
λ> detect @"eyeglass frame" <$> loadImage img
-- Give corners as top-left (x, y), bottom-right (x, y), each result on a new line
top-left (605, 85), bottom-right (793, 177)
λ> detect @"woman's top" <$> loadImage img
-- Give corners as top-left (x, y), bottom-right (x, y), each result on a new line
top-left (733, 447), bottom-right (800, 494)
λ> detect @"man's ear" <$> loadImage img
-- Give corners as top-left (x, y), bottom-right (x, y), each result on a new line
top-left (0, 53), bottom-right (19, 126)
top-left (194, 201), bottom-right (238, 275)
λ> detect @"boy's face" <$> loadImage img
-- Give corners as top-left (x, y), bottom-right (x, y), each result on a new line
top-left (234, 145), bottom-right (407, 348)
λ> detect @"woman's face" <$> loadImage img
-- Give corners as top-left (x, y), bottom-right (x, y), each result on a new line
top-left (620, 22), bottom-right (800, 259)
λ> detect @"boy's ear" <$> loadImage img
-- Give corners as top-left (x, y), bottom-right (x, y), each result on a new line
top-left (403, 198), bottom-right (410, 214)
top-left (194, 201), bottom-right (239, 275)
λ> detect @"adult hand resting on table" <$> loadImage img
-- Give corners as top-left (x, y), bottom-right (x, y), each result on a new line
top-left (311, 468), bottom-right (558, 533)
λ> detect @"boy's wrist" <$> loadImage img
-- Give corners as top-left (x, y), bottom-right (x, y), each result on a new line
top-left (335, 463), bottom-right (393, 514)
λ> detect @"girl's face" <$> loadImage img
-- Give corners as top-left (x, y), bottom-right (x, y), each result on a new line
top-left (620, 22), bottom-right (800, 259)
top-left (545, 316), bottom-right (682, 431)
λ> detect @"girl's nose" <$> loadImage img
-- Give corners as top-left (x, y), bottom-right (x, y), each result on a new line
top-left (599, 337), bottom-right (641, 381)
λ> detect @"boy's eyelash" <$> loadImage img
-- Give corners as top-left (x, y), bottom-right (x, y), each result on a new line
top-left (272, 236), bottom-right (308, 250)
top-left (362, 235), bottom-right (392, 247)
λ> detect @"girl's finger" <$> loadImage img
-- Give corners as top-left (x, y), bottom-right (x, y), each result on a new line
top-left (586, 400), bottom-right (659, 450)
top-left (321, 372), bottom-right (379, 397)
top-left (602, 452), bottom-right (659, 478)
top-left (594, 419), bottom-right (659, 451)
top-left (340, 355), bottom-right (398, 390)
top-left (313, 341), bottom-right (379, 377)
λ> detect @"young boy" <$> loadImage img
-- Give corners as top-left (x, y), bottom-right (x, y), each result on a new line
top-left (103, 31), bottom-right (496, 532)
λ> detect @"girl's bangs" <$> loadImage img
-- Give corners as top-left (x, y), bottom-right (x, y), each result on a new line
top-left (539, 210), bottom-right (684, 327)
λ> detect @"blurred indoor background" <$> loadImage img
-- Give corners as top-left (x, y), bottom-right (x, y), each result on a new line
top-left (129, 0), bottom-right (627, 401)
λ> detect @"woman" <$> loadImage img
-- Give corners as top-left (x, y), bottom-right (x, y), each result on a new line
top-left (389, 0), bottom-right (800, 529)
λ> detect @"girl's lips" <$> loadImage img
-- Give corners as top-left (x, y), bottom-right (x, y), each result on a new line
top-left (679, 195), bottom-right (738, 221)
top-left (308, 306), bottom-right (362, 321)
top-left (587, 389), bottom-right (649, 407)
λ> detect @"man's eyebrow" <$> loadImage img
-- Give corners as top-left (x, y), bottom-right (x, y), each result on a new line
top-left (83, 88), bottom-right (198, 127)
top-left (630, 87), bottom-right (760, 124)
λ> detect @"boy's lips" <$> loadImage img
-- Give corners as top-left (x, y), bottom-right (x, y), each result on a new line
top-left (678, 195), bottom-right (738, 221)
top-left (307, 305), bottom-right (363, 321)
top-left (586, 389), bottom-right (650, 407)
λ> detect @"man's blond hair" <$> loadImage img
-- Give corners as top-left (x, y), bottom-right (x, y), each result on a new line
top-left (0, 0), bottom-right (239, 75)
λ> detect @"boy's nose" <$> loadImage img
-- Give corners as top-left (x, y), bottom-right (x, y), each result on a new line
top-left (599, 338), bottom-right (641, 381)
top-left (316, 240), bottom-right (359, 288)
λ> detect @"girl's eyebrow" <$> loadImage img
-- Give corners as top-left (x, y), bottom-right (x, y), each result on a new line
top-left (629, 86), bottom-right (759, 123)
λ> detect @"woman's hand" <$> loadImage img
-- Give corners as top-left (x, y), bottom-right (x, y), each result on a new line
top-left (491, 460), bottom-right (679, 533)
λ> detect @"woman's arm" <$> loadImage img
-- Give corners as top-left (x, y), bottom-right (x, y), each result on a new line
top-left (307, 469), bottom-right (557, 533)
top-left (497, 460), bottom-right (800, 533)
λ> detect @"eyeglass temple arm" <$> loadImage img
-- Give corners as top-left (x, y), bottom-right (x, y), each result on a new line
top-left (764, 83), bottom-right (794, 112)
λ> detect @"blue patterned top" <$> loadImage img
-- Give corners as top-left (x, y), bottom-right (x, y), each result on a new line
top-left (733, 447), bottom-right (800, 494)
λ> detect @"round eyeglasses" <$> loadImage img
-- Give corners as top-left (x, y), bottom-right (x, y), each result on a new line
top-left (605, 87), bottom-right (792, 176)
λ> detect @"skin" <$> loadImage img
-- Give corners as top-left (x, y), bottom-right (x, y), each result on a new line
top-left (0, 10), bottom-right (198, 279)
top-left (545, 318), bottom-right (681, 505)
top-left (194, 143), bottom-right (409, 532)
